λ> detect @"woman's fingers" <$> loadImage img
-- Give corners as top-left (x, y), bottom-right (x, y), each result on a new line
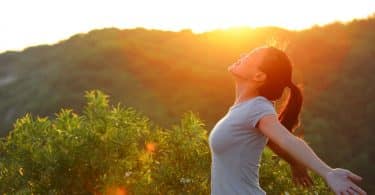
top-left (298, 179), bottom-right (303, 186)
top-left (292, 174), bottom-right (314, 189)
top-left (347, 187), bottom-right (359, 195)
top-left (297, 178), bottom-right (304, 187)
top-left (292, 174), bottom-right (303, 187)
top-left (300, 179), bottom-right (307, 188)
top-left (347, 171), bottom-right (362, 183)
top-left (349, 183), bottom-right (367, 195)
top-left (302, 177), bottom-right (310, 187)
top-left (346, 190), bottom-right (355, 195)
top-left (300, 177), bottom-right (313, 188)
top-left (304, 177), bottom-right (312, 187)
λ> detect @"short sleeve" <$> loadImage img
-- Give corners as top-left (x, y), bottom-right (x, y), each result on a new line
top-left (247, 97), bottom-right (277, 128)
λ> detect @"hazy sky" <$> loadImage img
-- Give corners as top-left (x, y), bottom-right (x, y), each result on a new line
top-left (1, 0), bottom-right (374, 53)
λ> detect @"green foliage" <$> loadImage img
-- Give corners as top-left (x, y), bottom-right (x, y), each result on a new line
top-left (1, 16), bottom-right (374, 193)
top-left (0, 90), bottom-right (331, 194)
top-left (260, 149), bottom-right (333, 195)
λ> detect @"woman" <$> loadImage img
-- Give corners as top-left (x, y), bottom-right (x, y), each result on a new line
top-left (208, 46), bottom-right (367, 195)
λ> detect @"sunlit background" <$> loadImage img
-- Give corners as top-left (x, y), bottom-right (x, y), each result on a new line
top-left (1, 0), bottom-right (375, 194)
top-left (1, 0), bottom-right (374, 53)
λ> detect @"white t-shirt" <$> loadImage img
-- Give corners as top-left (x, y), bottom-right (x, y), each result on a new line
top-left (208, 96), bottom-right (277, 195)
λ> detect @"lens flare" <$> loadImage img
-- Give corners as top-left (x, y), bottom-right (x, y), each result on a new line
top-left (146, 142), bottom-right (156, 153)
top-left (105, 186), bottom-right (128, 195)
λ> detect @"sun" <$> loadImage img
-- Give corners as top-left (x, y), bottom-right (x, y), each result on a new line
top-left (1, 0), bottom-right (374, 52)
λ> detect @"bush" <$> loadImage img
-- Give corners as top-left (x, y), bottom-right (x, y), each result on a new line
top-left (260, 149), bottom-right (333, 194)
top-left (0, 90), bottom-right (331, 194)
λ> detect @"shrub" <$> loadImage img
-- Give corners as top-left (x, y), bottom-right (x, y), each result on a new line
top-left (0, 90), bottom-right (331, 194)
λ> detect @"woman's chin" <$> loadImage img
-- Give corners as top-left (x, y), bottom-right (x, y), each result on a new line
top-left (227, 66), bottom-right (233, 72)
top-left (227, 69), bottom-right (236, 78)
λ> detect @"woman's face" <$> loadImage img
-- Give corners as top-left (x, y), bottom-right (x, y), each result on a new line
top-left (227, 48), bottom-right (265, 81)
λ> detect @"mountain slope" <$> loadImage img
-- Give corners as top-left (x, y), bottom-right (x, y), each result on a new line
top-left (0, 15), bottom-right (374, 193)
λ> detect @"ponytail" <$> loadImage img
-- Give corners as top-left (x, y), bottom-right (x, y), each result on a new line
top-left (254, 46), bottom-right (303, 134)
top-left (278, 81), bottom-right (303, 134)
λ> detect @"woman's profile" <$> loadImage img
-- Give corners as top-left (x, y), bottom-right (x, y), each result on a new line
top-left (208, 45), bottom-right (367, 195)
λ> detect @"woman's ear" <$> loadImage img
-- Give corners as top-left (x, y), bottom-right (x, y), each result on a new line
top-left (253, 71), bottom-right (267, 82)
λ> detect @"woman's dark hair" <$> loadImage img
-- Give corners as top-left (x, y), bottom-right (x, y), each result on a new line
top-left (257, 46), bottom-right (303, 133)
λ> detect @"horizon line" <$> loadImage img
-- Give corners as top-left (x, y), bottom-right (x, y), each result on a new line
top-left (1, 13), bottom-right (374, 55)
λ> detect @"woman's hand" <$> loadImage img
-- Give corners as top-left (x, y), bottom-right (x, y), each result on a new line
top-left (290, 162), bottom-right (314, 188)
top-left (324, 168), bottom-right (367, 195)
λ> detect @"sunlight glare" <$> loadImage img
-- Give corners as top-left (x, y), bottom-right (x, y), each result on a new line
top-left (0, 0), bottom-right (374, 52)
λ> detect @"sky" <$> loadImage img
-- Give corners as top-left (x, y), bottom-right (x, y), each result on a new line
top-left (0, 0), bottom-right (374, 53)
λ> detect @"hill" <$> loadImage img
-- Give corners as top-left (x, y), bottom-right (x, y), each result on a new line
top-left (0, 15), bottom-right (374, 192)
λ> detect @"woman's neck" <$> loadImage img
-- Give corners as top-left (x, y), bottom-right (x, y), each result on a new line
top-left (233, 82), bottom-right (259, 105)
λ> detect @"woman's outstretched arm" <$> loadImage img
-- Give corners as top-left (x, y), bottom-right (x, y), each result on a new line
top-left (266, 139), bottom-right (298, 165)
top-left (266, 138), bottom-right (314, 187)
top-left (258, 114), bottom-right (367, 195)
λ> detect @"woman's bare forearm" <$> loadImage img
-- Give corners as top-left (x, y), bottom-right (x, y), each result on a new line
top-left (281, 135), bottom-right (333, 179)
top-left (258, 115), bottom-right (334, 180)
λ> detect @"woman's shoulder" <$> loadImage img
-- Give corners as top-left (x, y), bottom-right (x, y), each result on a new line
top-left (246, 96), bottom-right (277, 128)
top-left (246, 96), bottom-right (276, 114)
top-left (251, 96), bottom-right (275, 106)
